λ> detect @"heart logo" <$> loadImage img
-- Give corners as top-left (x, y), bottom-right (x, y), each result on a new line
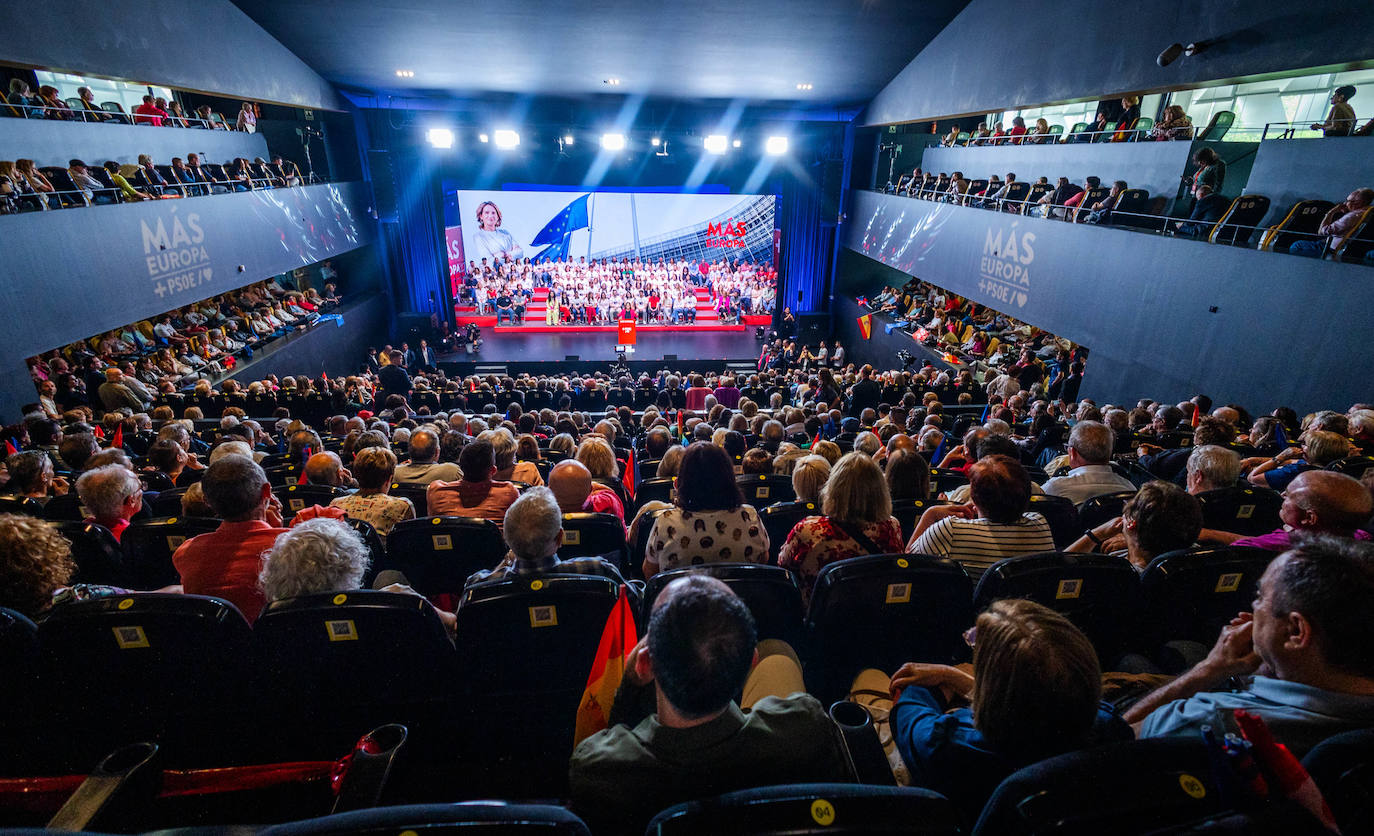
top-left (1015, 293), bottom-right (1027, 308)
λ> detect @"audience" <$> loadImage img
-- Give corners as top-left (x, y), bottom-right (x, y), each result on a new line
top-left (426, 439), bottom-right (519, 529)
top-left (643, 442), bottom-right (767, 578)
top-left (329, 447), bottom-right (414, 538)
top-left (466, 486), bottom-right (625, 586)
top-left (1041, 421), bottom-right (1136, 503)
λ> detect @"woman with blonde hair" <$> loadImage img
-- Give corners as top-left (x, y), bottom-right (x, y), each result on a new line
top-left (1150, 104), bottom-right (1194, 141)
top-left (859, 599), bottom-right (1125, 822)
top-left (778, 452), bottom-right (904, 604)
top-left (574, 435), bottom-right (618, 481)
top-left (790, 454), bottom-right (831, 504)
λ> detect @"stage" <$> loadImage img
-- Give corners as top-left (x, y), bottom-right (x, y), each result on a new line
top-left (436, 325), bottom-right (767, 377)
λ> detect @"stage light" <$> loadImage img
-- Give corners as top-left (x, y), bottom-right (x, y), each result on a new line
top-left (479, 133), bottom-right (489, 143)
top-left (493, 129), bottom-right (520, 149)
top-left (604, 77), bottom-right (622, 86)
top-left (651, 137), bottom-right (661, 146)
top-left (703, 134), bottom-right (728, 154)
top-left (732, 138), bottom-right (742, 148)
top-left (562, 134), bottom-right (575, 145)
top-left (601, 133), bottom-right (626, 151)
top-left (395, 69), bottom-right (415, 78)
top-left (425, 128), bottom-right (454, 149)
top-left (795, 82), bottom-right (813, 90)
top-left (765, 136), bottom-right (789, 155)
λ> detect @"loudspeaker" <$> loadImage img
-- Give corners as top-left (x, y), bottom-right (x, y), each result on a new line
top-left (797, 313), bottom-right (829, 344)
top-left (564, 355), bottom-right (579, 362)
top-left (366, 149), bottom-right (398, 223)
top-left (397, 313), bottom-right (433, 343)
top-left (663, 354), bottom-right (678, 362)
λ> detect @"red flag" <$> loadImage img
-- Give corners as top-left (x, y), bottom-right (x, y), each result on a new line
top-left (4, 440), bottom-right (18, 456)
top-left (621, 446), bottom-right (636, 502)
top-left (573, 586), bottom-right (638, 748)
top-left (676, 410), bottom-right (684, 442)
top-left (93, 426), bottom-right (105, 440)
top-left (298, 446), bottom-right (313, 485)
top-left (812, 430), bottom-right (821, 448)
top-left (858, 313), bottom-right (873, 340)
top-left (1191, 404), bottom-right (1201, 428)
top-left (321, 370), bottom-right (329, 383)
top-left (111, 424), bottom-right (123, 450)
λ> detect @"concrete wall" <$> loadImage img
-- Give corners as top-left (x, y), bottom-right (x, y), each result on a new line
top-left (840, 189), bottom-right (1374, 414)
top-left (864, 0), bottom-right (1374, 126)
top-left (1244, 137), bottom-right (1374, 228)
top-left (0, 117), bottom-right (269, 169)
top-left (10, 0), bottom-right (341, 110)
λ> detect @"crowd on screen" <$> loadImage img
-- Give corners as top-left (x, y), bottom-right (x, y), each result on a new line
top-left (460, 256), bottom-right (777, 325)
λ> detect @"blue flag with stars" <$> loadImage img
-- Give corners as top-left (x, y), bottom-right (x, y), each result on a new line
top-left (531, 194), bottom-right (590, 262)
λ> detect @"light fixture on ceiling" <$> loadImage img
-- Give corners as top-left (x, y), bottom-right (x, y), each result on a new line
top-left (425, 128), bottom-right (454, 149)
top-left (764, 136), bottom-right (789, 155)
top-left (493, 129), bottom-right (520, 149)
top-left (650, 137), bottom-right (661, 146)
top-left (795, 82), bottom-right (813, 90)
top-left (562, 134), bottom-right (575, 145)
top-left (395, 69), bottom-right (415, 78)
top-left (703, 134), bottom-right (728, 154)
top-left (478, 133), bottom-right (489, 143)
top-left (601, 133), bottom-right (626, 151)
top-left (604, 77), bottom-right (622, 86)
top-left (732, 138), bottom-right (742, 148)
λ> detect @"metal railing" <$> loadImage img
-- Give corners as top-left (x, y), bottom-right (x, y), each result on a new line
top-left (4, 100), bottom-right (245, 131)
top-left (1259, 120), bottom-right (1366, 140)
top-left (878, 187), bottom-right (1369, 264)
top-left (3, 167), bottom-right (312, 214)
top-left (936, 125), bottom-right (1190, 148)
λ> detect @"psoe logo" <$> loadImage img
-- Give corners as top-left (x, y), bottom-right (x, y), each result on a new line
top-left (705, 218), bottom-right (747, 249)
top-left (978, 223), bottom-right (1035, 308)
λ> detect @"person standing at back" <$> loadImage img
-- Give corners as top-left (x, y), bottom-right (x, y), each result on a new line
top-left (376, 350), bottom-right (411, 408)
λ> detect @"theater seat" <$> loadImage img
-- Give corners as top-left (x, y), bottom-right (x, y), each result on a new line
top-left (648, 783), bottom-right (960, 835)
top-left (121, 516), bottom-right (221, 588)
top-left (1026, 494), bottom-right (1081, 549)
top-left (389, 482), bottom-right (430, 516)
top-left (1302, 728), bottom-right (1374, 836)
top-left (930, 468), bottom-right (968, 495)
top-left (973, 552), bottom-right (1141, 667)
top-left (344, 518), bottom-right (387, 586)
top-left (52, 521), bottom-right (128, 587)
top-left (1259, 200), bottom-right (1336, 252)
top-left (760, 500), bottom-right (818, 561)
top-left (633, 476), bottom-right (674, 511)
top-left (149, 487), bottom-right (190, 517)
top-left (258, 802), bottom-right (592, 836)
top-left (1196, 109), bottom-right (1235, 142)
top-left (973, 739), bottom-right (1228, 835)
top-left (0, 606), bottom-right (39, 767)
top-left (254, 590), bottom-right (460, 757)
top-left (1208, 194), bottom-right (1272, 247)
top-left (0, 495), bottom-right (45, 517)
top-left (1327, 456), bottom-right (1374, 478)
top-left (35, 593), bottom-right (254, 770)
top-left (274, 484), bottom-right (350, 521)
top-left (645, 564), bottom-right (804, 647)
top-left (737, 473), bottom-right (795, 507)
top-left (41, 492), bottom-right (86, 522)
top-left (559, 512), bottom-right (629, 572)
top-left (453, 575), bottom-right (622, 793)
top-left (1076, 491), bottom-right (1137, 529)
top-left (1140, 546), bottom-right (1274, 669)
top-left (805, 555), bottom-right (974, 703)
top-left (382, 516), bottom-right (507, 600)
top-left (890, 498), bottom-right (949, 543)
top-left (1195, 485), bottom-right (1282, 536)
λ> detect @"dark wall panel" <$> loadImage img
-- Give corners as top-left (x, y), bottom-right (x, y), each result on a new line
top-left (0, 117), bottom-right (269, 169)
top-left (1243, 137), bottom-right (1374, 228)
top-left (864, 0), bottom-right (1374, 126)
top-left (11, 0), bottom-right (341, 110)
top-left (841, 189), bottom-right (1373, 414)
top-left (0, 182), bottom-right (376, 413)
top-left (223, 293), bottom-right (390, 384)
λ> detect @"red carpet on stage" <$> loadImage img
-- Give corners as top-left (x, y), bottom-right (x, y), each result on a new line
top-left (455, 288), bottom-right (771, 333)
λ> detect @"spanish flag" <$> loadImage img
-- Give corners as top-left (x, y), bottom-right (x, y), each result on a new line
top-left (858, 313), bottom-right (873, 340)
top-left (621, 446), bottom-right (636, 502)
top-left (573, 586), bottom-right (638, 748)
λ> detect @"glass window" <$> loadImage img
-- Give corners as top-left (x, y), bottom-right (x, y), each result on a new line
top-left (1168, 68), bottom-right (1374, 140)
top-left (34, 70), bottom-right (175, 116)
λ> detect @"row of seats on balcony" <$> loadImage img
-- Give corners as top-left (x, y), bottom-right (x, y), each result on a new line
top-left (942, 111), bottom-right (1234, 148)
top-left (3, 154), bottom-right (303, 213)
top-left (895, 172), bottom-right (1374, 263)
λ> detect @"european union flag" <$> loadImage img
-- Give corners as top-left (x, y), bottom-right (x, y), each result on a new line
top-left (532, 194), bottom-right (591, 262)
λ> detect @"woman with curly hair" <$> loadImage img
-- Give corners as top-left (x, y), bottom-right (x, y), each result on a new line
top-left (0, 513), bottom-right (125, 618)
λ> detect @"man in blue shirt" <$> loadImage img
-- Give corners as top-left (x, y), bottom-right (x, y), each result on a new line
top-left (1125, 535), bottom-right (1374, 756)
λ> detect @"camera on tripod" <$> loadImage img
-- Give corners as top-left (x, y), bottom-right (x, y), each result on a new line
top-left (896, 349), bottom-right (916, 369)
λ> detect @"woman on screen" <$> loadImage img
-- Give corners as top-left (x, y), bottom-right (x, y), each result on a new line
top-left (472, 201), bottom-right (524, 262)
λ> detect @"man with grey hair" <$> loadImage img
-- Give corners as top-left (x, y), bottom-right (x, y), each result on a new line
top-left (465, 486), bottom-right (626, 587)
top-left (483, 428), bottom-right (543, 486)
top-left (1186, 445), bottom-right (1242, 495)
top-left (394, 428), bottom-right (460, 485)
top-left (172, 455), bottom-right (289, 625)
top-left (75, 464), bottom-right (143, 542)
top-left (853, 431), bottom-right (882, 457)
top-left (1042, 420), bottom-right (1136, 505)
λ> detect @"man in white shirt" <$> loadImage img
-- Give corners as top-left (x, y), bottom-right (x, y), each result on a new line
top-left (1042, 421), bottom-right (1137, 505)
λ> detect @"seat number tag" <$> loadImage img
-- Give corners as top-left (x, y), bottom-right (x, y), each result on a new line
top-left (432, 534), bottom-right (453, 550)
top-left (564, 530), bottom-right (581, 545)
top-left (885, 582), bottom-right (911, 604)
top-left (326, 619), bottom-right (358, 641)
top-left (529, 605), bottom-right (558, 628)
top-left (1056, 579), bottom-right (1083, 599)
top-left (1215, 573), bottom-right (1243, 593)
top-left (1237, 505), bottom-right (1255, 519)
top-left (113, 626), bottom-right (150, 649)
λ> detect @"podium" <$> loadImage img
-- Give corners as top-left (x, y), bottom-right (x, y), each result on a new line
top-left (617, 319), bottom-right (637, 346)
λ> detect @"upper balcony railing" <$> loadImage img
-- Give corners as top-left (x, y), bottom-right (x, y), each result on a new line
top-left (3, 99), bottom-right (242, 131)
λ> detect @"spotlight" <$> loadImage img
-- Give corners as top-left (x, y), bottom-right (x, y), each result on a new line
top-left (795, 82), bottom-right (813, 91)
top-left (493, 129), bottom-right (520, 149)
top-left (732, 138), bottom-right (741, 148)
top-left (395, 69), bottom-right (415, 78)
top-left (601, 133), bottom-right (626, 151)
top-left (651, 137), bottom-right (661, 146)
top-left (562, 134), bottom-right (575, 145)
top-left (425, 128), bottom-right (454, 149)
top-left (479, 133), bottom-right (489, 143)
top-left (703, 134), bottom-right (728, 154)
top-left (604, 78), bottom-right (622, 86)
top-left (765, 136), bottom-right (789, 155)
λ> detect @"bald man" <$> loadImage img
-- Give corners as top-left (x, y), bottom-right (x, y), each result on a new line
top-left (548, 459), bottom-right (625, 525)
top-left (304, 451), bottom-right (353, 488)
top-left (1204, 471), bottom-right (1373, 552)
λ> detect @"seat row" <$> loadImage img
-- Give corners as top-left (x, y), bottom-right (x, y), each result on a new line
top-left (6, 155), bottom-right (301, 213)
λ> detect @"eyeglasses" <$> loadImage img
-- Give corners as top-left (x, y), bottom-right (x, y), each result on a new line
top-left (963, 626), bottom-right (978, 648)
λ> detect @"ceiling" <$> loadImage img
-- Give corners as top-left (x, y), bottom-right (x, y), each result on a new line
top-left (230, 0), bottom-right (969, 109)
